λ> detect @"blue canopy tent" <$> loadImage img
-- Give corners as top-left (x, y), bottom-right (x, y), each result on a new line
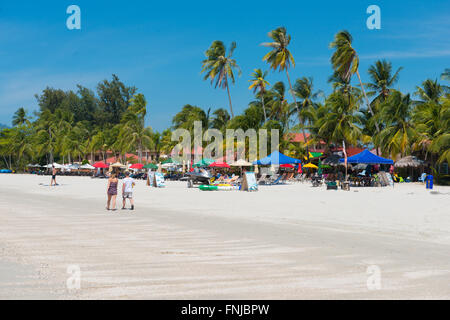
top-left (339, 149), bottom-right (393, 164)
top-left (253, 151), bottom-right (302, 165)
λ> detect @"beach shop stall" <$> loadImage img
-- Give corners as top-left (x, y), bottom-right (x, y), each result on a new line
top-left (253, 151), bottom-right (302, 184)
top-left (339, 149), bottom-right (393, 187)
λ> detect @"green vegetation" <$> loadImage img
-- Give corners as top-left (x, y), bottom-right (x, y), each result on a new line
top-left (1, 29), bottom-right (449, 177)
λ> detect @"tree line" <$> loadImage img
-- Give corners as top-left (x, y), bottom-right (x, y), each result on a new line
top-left (0, 28), bottom-right (449, 175)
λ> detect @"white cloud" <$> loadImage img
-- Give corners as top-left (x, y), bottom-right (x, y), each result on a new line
top-left (360, 49), bottom-right (450, 60)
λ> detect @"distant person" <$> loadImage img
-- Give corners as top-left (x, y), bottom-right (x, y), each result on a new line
top-left (50, 165), bottom-right (58, 186)
top-left (122, 171), bottom-right (135, 210)
top-left (106, 173), bottom-right (118, 211)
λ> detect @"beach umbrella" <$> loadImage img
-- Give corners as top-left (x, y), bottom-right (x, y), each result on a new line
top-left (306, 152), bottom-right (323, 159)
top-left (68, 164), bottom-right (80, 170)
top-left (209, 161), bottom-right (230, 168)
top-left (130, 163), bottom-right (144, 169)
top-left (193, 158), bottom-right (215, 167)
top-left (230, 159), bottom-right (253, 167)
top-left (93, 161), bottom-right (108, 168)
top-left (161, 158), bottom-right (180, 164)
top-left (303, 163), bottom-right (318, 169)
top-left (253, 151), bottom-right (301, 165)
top-left (111, 162), bottom-right (126, 168)
top-left (80, 164), bottom-right (95, 170)
top-left (44, 163), bottom-right (63, 169)
top-left (394, 156), bottom-right (424, 168)
top-left (143, 163), bottom-right (158, 169)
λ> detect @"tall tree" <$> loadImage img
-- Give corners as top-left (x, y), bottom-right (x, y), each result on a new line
top-left (374, 91), bottom-right (417, 159)
top-left (97, 74), bottom-right (136, 125)
top-left (172, 104), bottom-right (209, 130)
top-left (316, 91), bottom-right (363, 147)
top-left (12, 107), bottom-right (30, 126)
top-left (210, 108), bottom-right (230, 133)
top-left (293, 77), bottom-right (322, 128)
top-left (367, 60), bottom-right (402, 104)
top-left (261, 27), bottom-right (309, 146)
top-left (118, 94), bottom-right (153, 163)
top-left (415, 79), bottom-right (445, 104)
top-left (330, 30), bottom-right (380, 133)
top-left (201, 41), bottom-right (241, 118)
top-left (248, 69), bottom-right (270, 122)
top-left (266, 82), bottom-right (291, 129)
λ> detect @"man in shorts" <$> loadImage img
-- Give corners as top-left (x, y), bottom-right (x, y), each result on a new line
top-left (122, 171), bottom-right (135, 210)
top-left (50, 165), bottom-right (58, 186)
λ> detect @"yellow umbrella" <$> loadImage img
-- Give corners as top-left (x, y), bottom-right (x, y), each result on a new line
top-left (303, 163), bottom-right (318, 169)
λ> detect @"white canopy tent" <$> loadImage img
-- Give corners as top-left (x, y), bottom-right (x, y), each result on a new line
top-left (44, 163), bottom-right (63, 169)
top-left (79, 164), bottom-right (95, 170)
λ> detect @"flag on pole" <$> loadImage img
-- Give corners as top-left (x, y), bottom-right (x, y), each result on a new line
top-left (342, 141), bottom-right (347, 166)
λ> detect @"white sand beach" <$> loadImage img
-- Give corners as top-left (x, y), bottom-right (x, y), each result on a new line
top-left (0, 174), bottom-right (449, 299)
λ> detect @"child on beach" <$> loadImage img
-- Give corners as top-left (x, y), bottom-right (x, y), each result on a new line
top-left (122, 171), bottom-right (135, 210)
top-left (106, 173), bottom-right (118, 211)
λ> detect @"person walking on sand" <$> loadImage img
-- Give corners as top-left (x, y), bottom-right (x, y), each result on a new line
top-left (122, 171), bottom-right (135, 210)
top-left (50, 165), bottom-right (58, 186)
top-left (106, 173), bottom-right (119, 211)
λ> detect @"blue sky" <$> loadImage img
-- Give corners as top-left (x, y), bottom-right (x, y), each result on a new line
top-left (0, 1), bottom-right (449, 131)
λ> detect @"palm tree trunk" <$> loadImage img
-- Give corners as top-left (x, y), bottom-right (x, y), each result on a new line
top-left (225, 79), bottom-right (234, 118)
top-left (286, 69), bottom-right (309, 157)
top-left (261, 91), bottom-right (267, 122)
top-left (356, 70), bottom-right (380, 133)
top-left (138, 143), bottom-right (142, 163)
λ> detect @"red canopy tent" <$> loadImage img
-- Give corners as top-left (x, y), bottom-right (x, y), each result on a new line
top-left (93, 161), bottom-right (108, 168)
top-left (209, 162), bottom-right (230, 168)
top-left (130, 163), bottom-right (144, 169)
top-left (280, 164), bottom-right (294, 168)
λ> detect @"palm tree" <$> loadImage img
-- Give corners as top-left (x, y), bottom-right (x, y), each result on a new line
top-left (415, 79), bottom-right (445, 104)
top-left (374, 91), bottom-right (417, 159)
top-left (210, 108), bottom-right (230, 133)
top-left (248, 69), bottom-right (270, 122)
top-left (119, 96), bottom-right (153, 163)
top-left (367, 60), bottom-right (402, 103)
top-left (266, 82), bottom-right (291, 129)
top-left (261, 27), bottom-right (309, 145)
top-left (316, 91), bottom-right (363, 147)
top-left (330, 30), bottom-right (380, 133)
top-left (172, 104), bottom-right (209, 131)
top-left (91, 130), bottom-right (108, 161)
top-left (8, 125), bottom-right (34, 170)
top-left (413, 81), bottom-right (449, 166)
top-left (293, 77), bottom-right (322, 127)
top-left (12, 107), bottom-right (30, 126)
top-left (201, 41), bottom-right (241, 118)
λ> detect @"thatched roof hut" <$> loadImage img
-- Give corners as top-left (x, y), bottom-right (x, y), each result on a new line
top-left (394, 156), bottom-right (424, 168)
